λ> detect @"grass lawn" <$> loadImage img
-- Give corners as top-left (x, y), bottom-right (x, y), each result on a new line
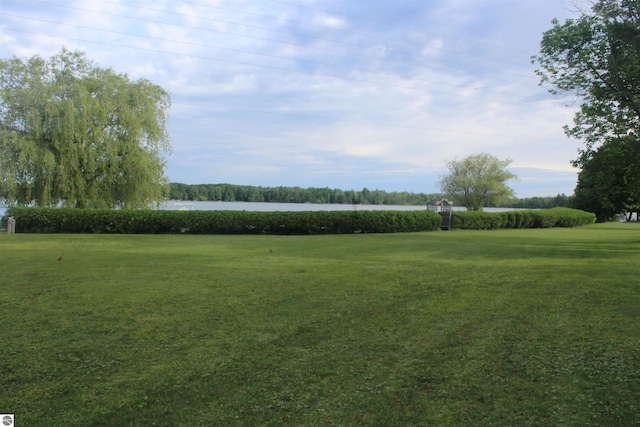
top-left (1, 223), bottom-right (640, 426)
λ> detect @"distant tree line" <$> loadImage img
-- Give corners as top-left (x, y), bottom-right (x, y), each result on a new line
top-left (508, 194), bottom-right (572, 209)
top-left (169, 183), bottom-right (440, 205)
top-left (168, 183), bottom-right (572, 209)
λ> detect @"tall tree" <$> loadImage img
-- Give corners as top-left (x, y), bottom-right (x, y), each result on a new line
top-left (533, 0), bottom-right (640, 219)
top-left (439, 153), bottom-right (517, 211)
top-left (533, 0), bottom-right (640, 168)
top-left (573, 136), bottom-right (640, 221)
top-left (0, 48), bottom-right (171, 208)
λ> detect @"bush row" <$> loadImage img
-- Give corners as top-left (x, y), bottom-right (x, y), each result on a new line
top-left (450, 208), bottom-right (596, 230)
top-left (3, 207), bottom-right (595, 234)
top-left (5, 207), bottom-right (443, 234)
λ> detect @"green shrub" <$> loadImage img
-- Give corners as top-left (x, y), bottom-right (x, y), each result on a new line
top-left (451, 211), bottom-right (507, 230)
top-left (4, 207), bottom-right (595, 234)
top-left (6, 207), bottom-right (442, 235)
top-left (530, 209), bottom-right (561, 228)
top-left (514, 210), bottom-right (535, 228)
top-left (502, 211), bottom-right (517, 229)
top-left (451, 208), bottom-right (595, 230)
top-left (524, 208), bottom-right (596, 228)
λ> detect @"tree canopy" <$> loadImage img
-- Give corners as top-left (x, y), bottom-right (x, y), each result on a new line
top-left (0, 48), bottom-right (171, 208)
top-left (439, 153), bottom-right (517, 211)
top-left (573, 136), bottom-right (640, 221)
top-left (533, 0), bottom-right (640, 219)
top-left (168, 183), bottom-right (442, 205)
top-left (533, 0), bottom-right (640, 168)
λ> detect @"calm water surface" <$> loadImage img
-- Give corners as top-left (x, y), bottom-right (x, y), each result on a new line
top-left (160, 201), bottom-right (432, 212)
top-left (159, 201), bottom-right (518, 212)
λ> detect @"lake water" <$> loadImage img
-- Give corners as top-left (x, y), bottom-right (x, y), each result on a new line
top-left (0, 201), bottom-right (521, 218)
top-left (161, 201), bottom-right (434, 212)
top-left (160, 200), bottom-right (518, 212)
top-left (159, 201), bottom-right (519, 212)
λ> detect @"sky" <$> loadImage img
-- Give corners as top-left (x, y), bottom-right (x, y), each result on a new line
top-left (1, 0), bottom-right (585, 197)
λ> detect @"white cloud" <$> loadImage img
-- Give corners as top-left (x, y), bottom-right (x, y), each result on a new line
top-left (0, 0), bottom-right (583, 195)
top-left (312, 13), bottom-right (347, 29)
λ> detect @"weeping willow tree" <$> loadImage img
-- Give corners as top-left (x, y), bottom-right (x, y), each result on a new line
top-left (0, 48), bottom-right (171, 208)
top-left (439, 153), bottom-right (517, 211)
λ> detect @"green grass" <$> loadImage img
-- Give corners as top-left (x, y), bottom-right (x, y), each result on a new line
top-left (1, 223), bottom-right (640, 426)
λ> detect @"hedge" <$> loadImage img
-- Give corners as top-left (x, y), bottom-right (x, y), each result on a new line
top-left (451, 208), bottom-right (596, 230)
top-left (4, 207), bottom-right (443, 235)
top-left (3, 207), bottom-right (595, 234)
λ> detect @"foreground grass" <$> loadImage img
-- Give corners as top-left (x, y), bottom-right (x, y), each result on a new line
top-left (1, 224), bottom-right (639, 426)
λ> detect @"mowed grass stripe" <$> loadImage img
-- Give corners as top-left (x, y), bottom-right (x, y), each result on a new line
top-left (1, 223), bottom-right (639, 426)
